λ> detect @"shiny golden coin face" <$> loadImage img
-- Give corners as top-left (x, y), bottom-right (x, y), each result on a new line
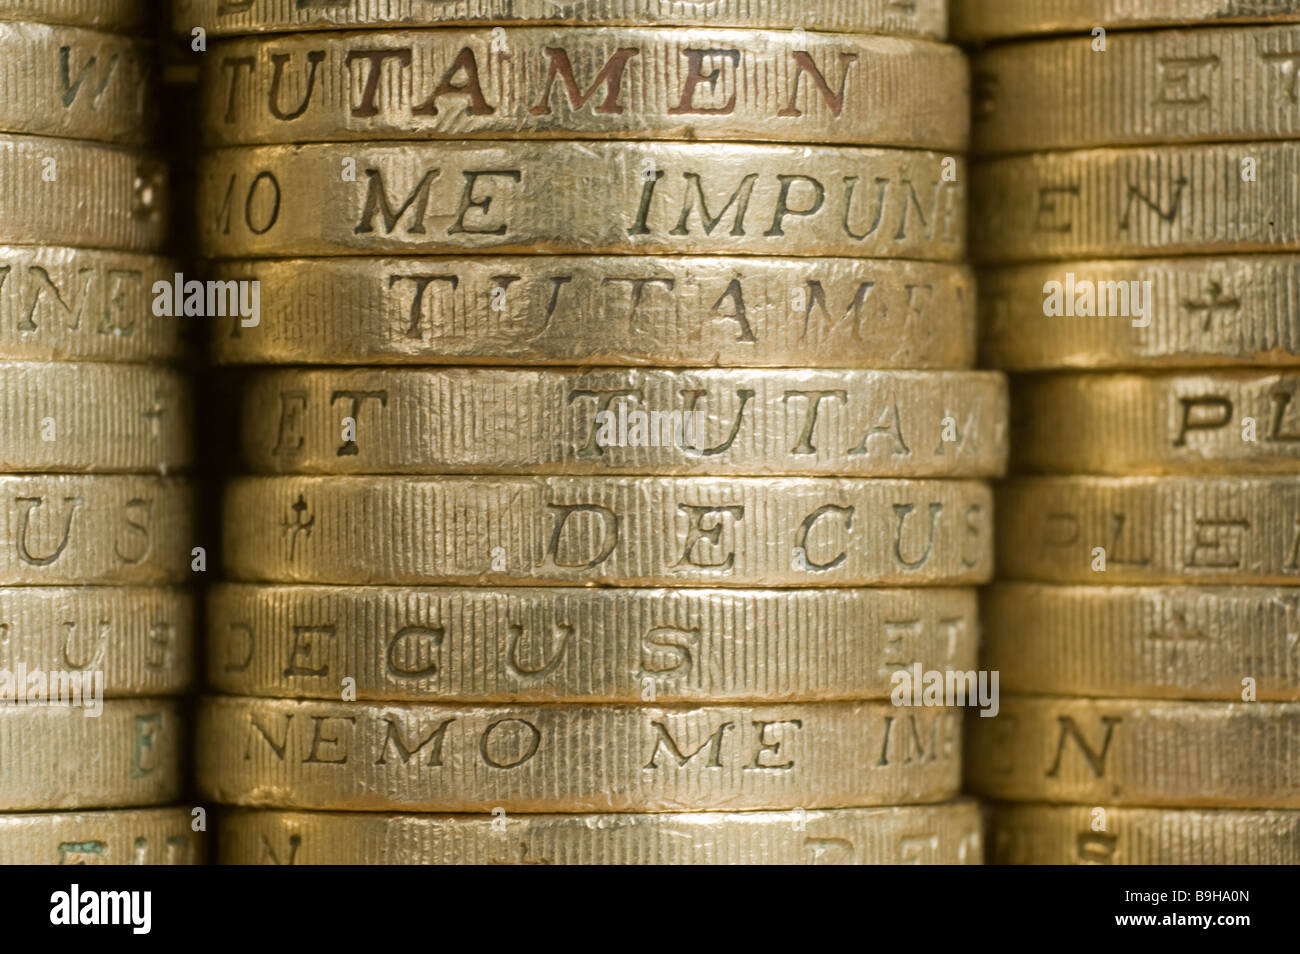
top-left (980, 255), bottom-right (1300, 371)
top-left (0, 699), bottom-right (183, 810)
top-left (0, 586), bottom-right (194, 697)
top-left (198, 695), bottom-right (963, 812)
top-left (1010, 371), bottom-right (1300, 475)
top-left (0, 475), bottom-right (193, 585)
top-left (223, 475), bottom-right (994, 587)
top-left (208, 583), bottom-right (979, 703)
top-left (239, 368), bottom-right (1007, 478)
top-left (197, 142), bottom-right (965, 261)
top-left (974, 142), bottom-right (1300, 264)
top-left (990, 804), bottom-right (1300, 865)
top-left (210, 256), bottom-right (977, 369)
top-left (202, 28), bottom-right (969, 150)
top-left (0, 247), bottom-right (185, 363)
top-left (983, 583), bottom-right (1300, 701)
top-left (219, 802), bottom-right (983, 865)
top-left (0, 23), bottom-right (153, 145)
top-left (173, 0), bottom-right (948, 39)
top-left (0, 363), bottom-right (191, 474)
top-left (973, 25), bottom-right (1300, 154)
top-left (0, 808), bottom-right (205, 865)
top-left (967, 696), bottom-right (1300, 809)
top-left (0, 135), bottom-right (168, 252)
top-left (954, 0), bottom-right (1300, 43)
top-left (997, 475), bottom-right (1300, 585)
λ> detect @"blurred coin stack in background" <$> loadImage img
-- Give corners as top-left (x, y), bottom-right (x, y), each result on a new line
top-left (0, 0), bottom-right (200, 864)
top-left (177, 0), bottom-right (1007, 864)
top-left (957, 0), bottom-right (1300, 864)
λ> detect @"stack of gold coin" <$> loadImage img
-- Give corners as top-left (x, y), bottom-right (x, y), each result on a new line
top-left (179, 0), bottom-right (1005, 864)
top-left (0, 0), bottom-right (201, 864)
top-left (958, 0), bottom-right (1300, 864)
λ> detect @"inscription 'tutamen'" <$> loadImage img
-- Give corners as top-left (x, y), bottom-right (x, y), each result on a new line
top-left (210, 256), bottom-right (974, 369)
top-left (216, 44), bottom-right (860, 124)
top-left (200, 28), bottom-right (969, 150)
top-left (377, 266), bottom-right (948, 349)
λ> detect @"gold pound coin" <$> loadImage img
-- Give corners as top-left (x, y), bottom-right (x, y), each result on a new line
top-left (1010, 371), bottom-right (1300, 475)
top-left (0, 807), bottom-right (205, 864)
top-left (967, 696), bottom-right (1300, 809)
top-left (0, 586), bottom-right (194, 697)
top-left (219, 802), bottom-right (983, 865)
top-left (0, 23), bottom-right (153, 145)
top-left (0, 247), bottom-right (185, 363)
top-left (173, 0), bottom-right (948, 39)
top-left (240, 368), bottom-right (1007, 478)
top-left (973, 25), bottom-right (1300, 154)
top-left (997, 475), bottom-right (1300, 585)
top-left (974, 142), bottom-right (1300, 264)
top-left (980, 255), bottom-right (1300, 371)
top-left (223, 475), bottom-right (994, 587)
top-left (0, 475), bottom-right (193, 585)
top-left (207, 583), bottom-right (979, 703)
top-left (197, 141), bottom-right (964, 261)
top-left (210, 256), bottom-right (976, 369)
top-left (983, 583), bottom-right (1300, 701)
top-left (0, 1), bottom-right (145, 32)
top-left (0, 362), bottom-right (190, 473)
top-left (990, 803), bottom-right (1300, 865)
top-left (198, 694), bottom-right (963, 812)
top-left (203, 28), bottom-right (968, 150)
top-left (0, 134), bottom-right (168, 252)
top-left (954, 0), bottom-right (1300, 43)
top-left (0, 698), bottom-right (183, 810)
